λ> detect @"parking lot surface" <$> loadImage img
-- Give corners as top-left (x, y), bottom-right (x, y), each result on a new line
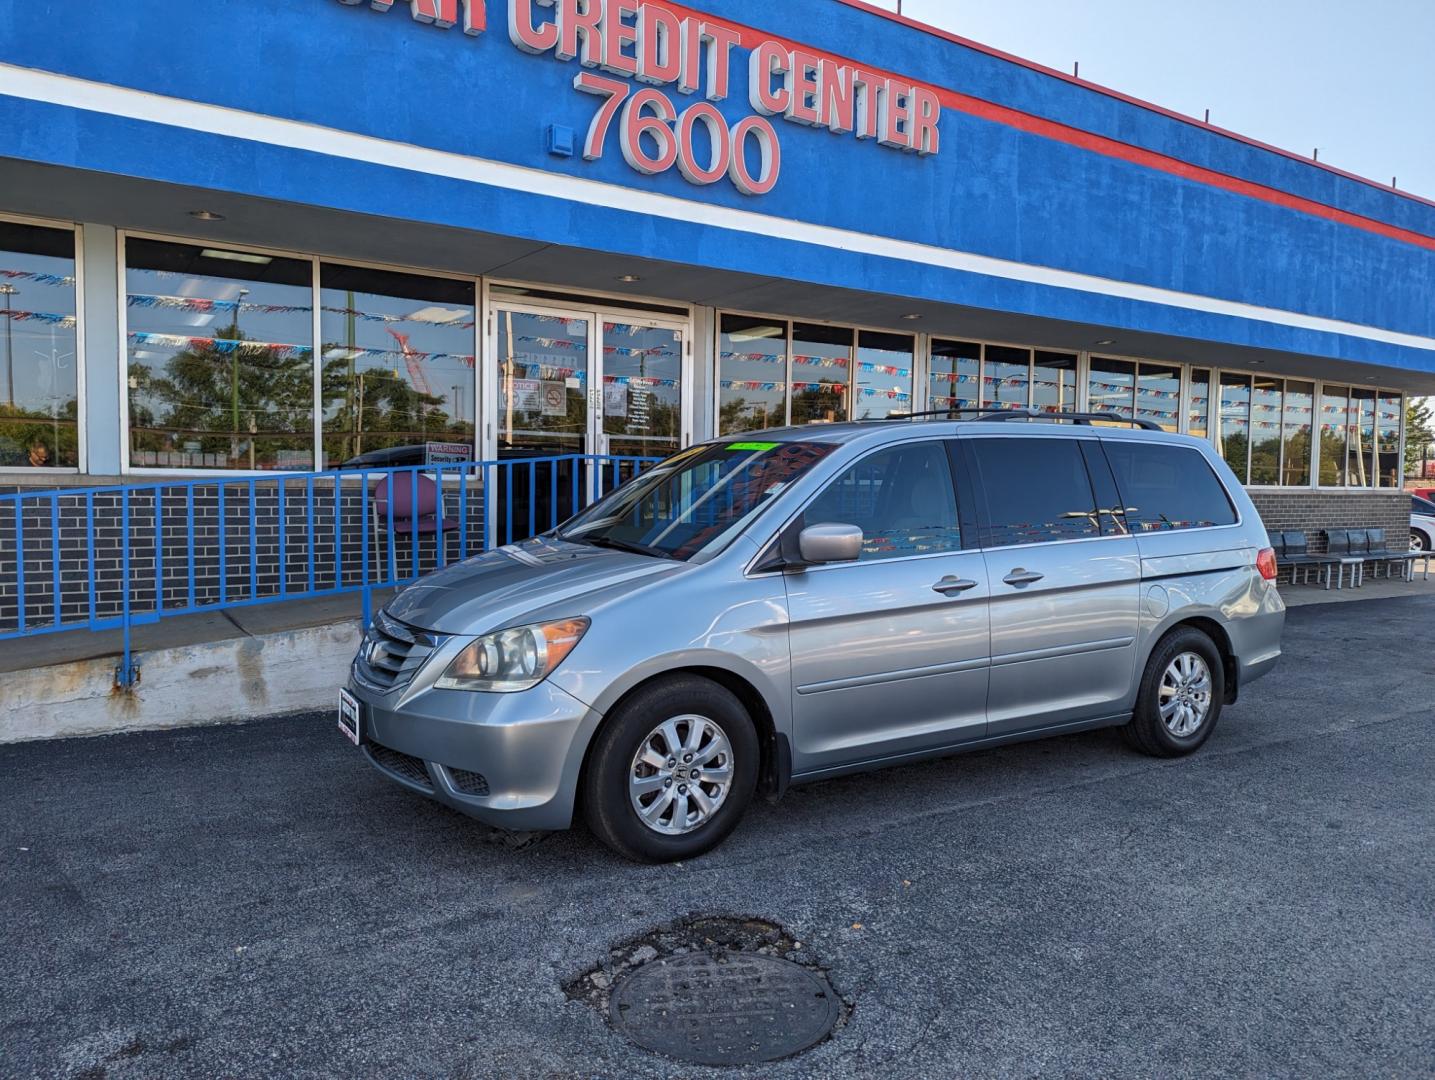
top-left (3, 595), bottom-right (1433, 1079)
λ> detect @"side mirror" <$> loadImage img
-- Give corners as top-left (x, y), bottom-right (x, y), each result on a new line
top-left (798, 522), bottom-right (863, 565)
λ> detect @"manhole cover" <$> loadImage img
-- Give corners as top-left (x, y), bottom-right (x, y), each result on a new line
top-left (609, 952), bottom-right (840, 1066)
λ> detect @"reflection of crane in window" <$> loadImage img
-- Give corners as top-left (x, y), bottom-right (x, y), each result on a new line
top-left (387, 329), bottom-right (432, 396)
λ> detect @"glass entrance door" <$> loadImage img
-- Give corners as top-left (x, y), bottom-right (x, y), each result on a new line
top-left (487, 302), bottom-right (689, 541)
top-left (492, 305), bottom-right (593, 541)
top-left (597, 318), bottom-right (685, 492)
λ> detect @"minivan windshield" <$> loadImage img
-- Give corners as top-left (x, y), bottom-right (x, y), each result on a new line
top-left (557, 440), bottom-right (838, 561)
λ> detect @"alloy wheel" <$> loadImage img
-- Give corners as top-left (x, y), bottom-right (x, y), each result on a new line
top-left (628, 715), bottom-right (735, 835)
top-left (1159, 651), bottom-right (1213, 737)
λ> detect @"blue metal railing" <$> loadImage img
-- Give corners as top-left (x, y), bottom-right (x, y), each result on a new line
top-left (0, 452), bottom-right (658, 689)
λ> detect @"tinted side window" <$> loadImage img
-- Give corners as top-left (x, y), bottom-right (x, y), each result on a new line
top-left (1102, 442), bottom-right (1238, 531)
top-left (1412, 497), bottom-right (1435, 516)
top-left (969, 438), bottom-right (1102, 547)
top-left (803, 441), bottom-right (963, 561)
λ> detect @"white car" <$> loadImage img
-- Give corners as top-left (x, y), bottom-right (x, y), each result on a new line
top-left (1412, 496), bottom-right (1435, 552)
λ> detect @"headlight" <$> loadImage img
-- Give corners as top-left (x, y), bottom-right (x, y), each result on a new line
top-left (435, 618), bottom-right (590, 693)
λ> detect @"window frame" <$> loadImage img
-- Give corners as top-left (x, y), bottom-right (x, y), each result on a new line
top-left (0, 211), bottom-right (86, 475)
top-left (963, 432), bottom-right (1114, 552)
top-left (715, 306), bottom-right (919, 434)
top-left (763, 435), bottom-right (973, 573)
top-left (1099, 438), bottom-right (1242, 534)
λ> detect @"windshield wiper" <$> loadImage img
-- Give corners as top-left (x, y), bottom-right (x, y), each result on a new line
top-left (576, 536), bottom-right (677, 560)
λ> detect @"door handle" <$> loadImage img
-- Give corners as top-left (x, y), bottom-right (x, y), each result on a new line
top-left (1002, 568), bottom-right (1045, 586)
top-left (932, 576), bottom-right (979, 596)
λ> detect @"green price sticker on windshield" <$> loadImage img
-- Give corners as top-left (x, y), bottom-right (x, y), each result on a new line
top-left (726, 441), bottom-right (778, 451)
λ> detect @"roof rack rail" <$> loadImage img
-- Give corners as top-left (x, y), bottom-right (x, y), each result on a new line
top-left (876, 407), bottom-right (1165, 432)
top-left (974, 409), bottom-right (1166, 432)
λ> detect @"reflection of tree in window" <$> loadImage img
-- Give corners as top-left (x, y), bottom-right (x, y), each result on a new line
top-left (791, 322), bottom-right (851, 425)
top-left (126, 239), bottom-right (315, 470)
top-left (1248, 376), bottom-right (1282, 484)
top-left (930, 339), bottom-right (980, 414)
top-left (320, 263), bottom-right (475, 467)
top-left (0, 221), bottom-right (80, 469)
top-left (1318, 386), bottom-right (1348, 486)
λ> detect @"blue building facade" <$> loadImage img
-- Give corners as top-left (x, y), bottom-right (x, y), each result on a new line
top-left (0, 0), bottom-right (1431, 513)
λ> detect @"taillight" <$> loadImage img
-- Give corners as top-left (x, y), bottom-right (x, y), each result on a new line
top-left (1256, 547), bottom-right (1278, 581)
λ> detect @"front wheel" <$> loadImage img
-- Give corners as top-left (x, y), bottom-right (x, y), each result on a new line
top-left (1412, 529), bottom-right (1429, 553)
top-left (581, 675), bottom-right (759, 863)
top-left (1122, 627), bottom-right (1226, 758)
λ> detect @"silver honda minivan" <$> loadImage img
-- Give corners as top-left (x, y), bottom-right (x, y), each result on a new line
top-left (341, 412), bottom-right (1284, 862)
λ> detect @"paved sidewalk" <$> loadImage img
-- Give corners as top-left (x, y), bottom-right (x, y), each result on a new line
top-left (3, 595), bottom-right (1433, 1078)
top-left (1281, 568), bottom-right (1435, 607)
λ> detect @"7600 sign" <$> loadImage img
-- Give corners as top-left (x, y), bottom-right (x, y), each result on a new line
top-left (575, 72), bottom-right (780, 195)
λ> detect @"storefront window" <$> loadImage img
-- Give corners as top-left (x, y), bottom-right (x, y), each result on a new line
top-left (982, 345), bottom-right (1031, 410)
top-left (718, 314), bottom-right (787, 434)
top-left (0, 221), bottom-right (79, 469)
top-left (1280, 381), bottom-right (1313, 486)
top-left (1137, 362), bottom-right (1181, 432)
top-left (1248, 376), bottom-right (1282, 484)
top-left (319, 263), bottom-right (474, 468)
top-left (1187, 367), bottom-right (1211, 439)
top-left (1217, 371), bottom-right (1251, 482)
top-left (929, 338), bottom-right (980, 415)
top-left (1377, 391), bottom-right (1403, 488)
top-left (1088, 357), bottom-right (1135, 420)
top-left (790, 322), bottom-right (851, 425)
top-left (603, 321), bottom-right (682, 456)
top-left (126, 239), bottom-right (314, 470)
top-left (853, 330), bottom-right (913, 419)
top-left (494, 309), bottom-right (587, 454)
top-left (1032, 351), bottom-right (1078, 415)
top-left (1347, 387), bottom-right (1376, 487)
top-left (1318, 385), bottom-right (1348, 486)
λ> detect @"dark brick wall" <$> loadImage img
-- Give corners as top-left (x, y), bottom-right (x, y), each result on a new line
top-left (1247, 488), bottom-right (1410, 583)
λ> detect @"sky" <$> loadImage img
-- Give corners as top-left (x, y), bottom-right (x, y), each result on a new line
top-left (877, 0), bottom-right (1435, 200)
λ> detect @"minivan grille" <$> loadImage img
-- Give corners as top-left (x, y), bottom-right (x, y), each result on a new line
top-left (368, 742), bottom-right (433, 790)
top-left (355, 611), bottom-right (439, 691)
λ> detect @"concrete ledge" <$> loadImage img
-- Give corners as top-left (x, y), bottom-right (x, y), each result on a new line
top-left (0, 620), bottom-right (363, 742)
top-left (0, 591), bottom-right (395, 743)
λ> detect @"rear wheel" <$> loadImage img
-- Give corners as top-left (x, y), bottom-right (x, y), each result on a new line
top-left (1412, 529), bottom-right (1429, 553)
top-left (582, 675), bottom-right (759, 863)
top-left (1122, 627), bottom-right (1225, 758)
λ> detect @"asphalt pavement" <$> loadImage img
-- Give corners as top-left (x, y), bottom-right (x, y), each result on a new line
top-left (3, 595), bottom-right (1433, 1079)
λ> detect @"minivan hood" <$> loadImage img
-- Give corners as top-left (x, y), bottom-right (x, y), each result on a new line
top-left (383, 535), bottom-right (678, 635)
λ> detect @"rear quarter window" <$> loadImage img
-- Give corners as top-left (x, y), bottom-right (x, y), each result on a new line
top-left (1102, 441), bottom-right (1238, 532)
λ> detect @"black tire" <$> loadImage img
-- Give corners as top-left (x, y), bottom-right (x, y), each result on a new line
top-left (581, 675), bottom-right (759, 863)
top-left (1121, 627), bottom-right (1226, 758)
top-left (1412, 529), bottom-right (1429, 553)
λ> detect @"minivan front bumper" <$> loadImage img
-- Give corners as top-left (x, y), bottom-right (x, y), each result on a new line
top-left (347, 677), bottom-right (601, 831)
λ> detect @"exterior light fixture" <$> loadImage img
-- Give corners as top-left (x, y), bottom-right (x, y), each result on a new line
top-left (616, 274), bottom-right (642, 283)
top-left (1094, 339), bottom-right (1115, 346)
top-left (189, 210), bottom-right (225, 221)
top-left (901, 313), bottom-right (922, 320)
top-left (200, 248), bottom-right (272, 265)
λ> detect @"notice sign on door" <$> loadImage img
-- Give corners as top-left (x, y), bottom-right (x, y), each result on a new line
top-left (540, 381), bottom-right (567, 416)
top-left (510, 378), bottom-right (541, 412)
top-left (603, 383), bottom-right (628, 419)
